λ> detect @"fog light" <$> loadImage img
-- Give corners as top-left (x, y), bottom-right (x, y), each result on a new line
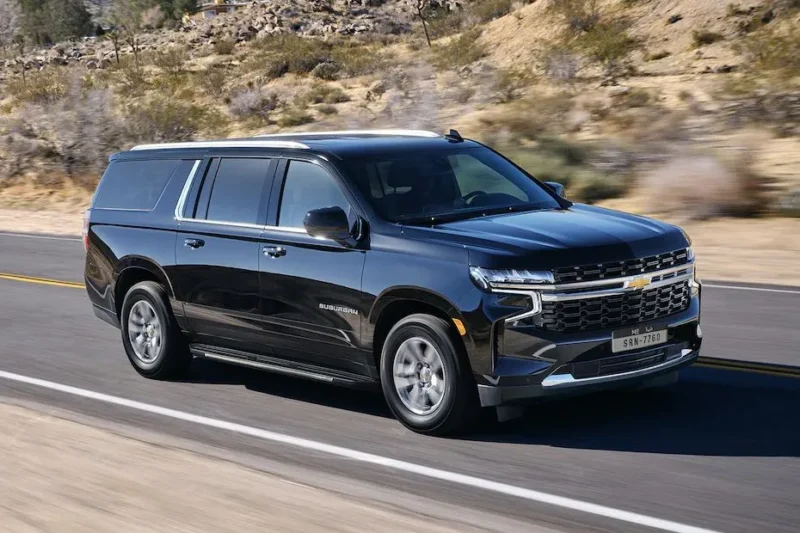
top-left (696, 324), bottom-right (703, 339)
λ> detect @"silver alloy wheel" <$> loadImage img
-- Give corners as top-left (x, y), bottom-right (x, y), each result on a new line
top-left (127, 300), bottom-right (163, 366)
top-left (393, 337), bottom-right (447, 416)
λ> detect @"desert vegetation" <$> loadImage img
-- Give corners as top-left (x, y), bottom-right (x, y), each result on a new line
top-left (0, 0), bottom-right (796, 218)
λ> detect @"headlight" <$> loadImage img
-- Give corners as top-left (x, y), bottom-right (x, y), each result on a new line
top-left (687, 246), bottom-right (695, 262)
top-left (469, 267), bottom-right (554, 290)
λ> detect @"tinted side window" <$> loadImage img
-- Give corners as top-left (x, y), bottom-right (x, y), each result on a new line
top-left (206, 158), bottom-right (272, 225)
top-left (94, 159), bottom-right (181, 210)
top-left (278, 161), bottom-right (348, 228)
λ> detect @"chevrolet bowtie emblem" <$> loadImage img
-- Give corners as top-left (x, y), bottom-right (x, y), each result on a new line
top-left (626, 277), bottom-right (652, 291)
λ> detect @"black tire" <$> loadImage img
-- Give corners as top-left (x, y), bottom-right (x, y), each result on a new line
top-left (380, 314), bottom-right (479, 436)
top-left (120, 281), bottom-right (191, 380)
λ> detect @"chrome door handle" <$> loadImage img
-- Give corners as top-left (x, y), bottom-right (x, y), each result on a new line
top-left (184, 238), bottom-right (205, 249)
top-left (263, 246), bottom-right (286, 258)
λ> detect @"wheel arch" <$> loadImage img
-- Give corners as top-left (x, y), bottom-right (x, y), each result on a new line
top-left (368, 287), bottom-right (476, 373)
top-left (113, 256), bottom-right (174, 318)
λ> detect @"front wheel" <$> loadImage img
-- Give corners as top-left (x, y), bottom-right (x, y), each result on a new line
top-left (380, 314), bottom-right (479, 436)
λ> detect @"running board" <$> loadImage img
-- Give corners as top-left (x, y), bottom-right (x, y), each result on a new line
top-left (190, 345), bottom-right (377, 389)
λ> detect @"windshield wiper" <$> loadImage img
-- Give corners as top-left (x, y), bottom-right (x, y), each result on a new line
top-left (399, 203), bottom-right (549, 225)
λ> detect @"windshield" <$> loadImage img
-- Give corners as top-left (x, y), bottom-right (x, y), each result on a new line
top-left (341, 146), bottom-right (561, 223)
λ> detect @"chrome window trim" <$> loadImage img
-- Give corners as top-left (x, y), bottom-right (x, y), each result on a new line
top-left (263, 225), bottom-right (308, 235)
top-left (541, 349), bottom-right (695, 388)
top-left (173, 159), bottom-right (311, 235)
top-left (174, 160), bottom-right (201, 220)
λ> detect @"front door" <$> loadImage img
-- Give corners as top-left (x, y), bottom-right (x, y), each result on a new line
top-left (174, 156), bottom-right (276, 354)
top-left (258, 159), bottom-right (369, 375)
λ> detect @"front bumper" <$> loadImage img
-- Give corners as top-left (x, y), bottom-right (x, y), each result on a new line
top-left (478, 346), bottom-right (698, 407)
top-left (472, 292), bottom-right (703, 407)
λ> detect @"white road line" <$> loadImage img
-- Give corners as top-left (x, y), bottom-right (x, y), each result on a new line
top-left (703, 284), bottom-right (800, 295)
top-left (0, 232), bottom-right (82, 242)
top-left (0, 370), bottom-right (718, 533)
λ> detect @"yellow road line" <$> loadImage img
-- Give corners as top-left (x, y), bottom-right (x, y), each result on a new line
top-left (0, 272), bottom-right (85, 289)
top-left (696, 357), bottom-right (800, 378)
top-left (0, 272), bottom-right (798, 378)
top-left (696, 363), bottom-right (799, 378)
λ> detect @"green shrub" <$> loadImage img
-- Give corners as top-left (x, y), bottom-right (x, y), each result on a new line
top-left (734, 25), bottom-right (800, 82)
top-left (300, 84), bottom-right (350, 105)
top-left (246, 35), bottom-right (385, 80)
top-left (574, 21), bottom-right (639, 73)
top-left (432, 28), bottom-right (486, 70)
top-left (153, 47), bottom-right (189, 79)
top-left (572, 171), bottom-right (625, 203)
top-left (124, 97), bottom-right (225, 142)
top-left (114, 56), bottom-right (150, 93)
top-left (480, 92), bottom-right (575, 139)
top-left (549, 0), bottom-right (601, 33)
top-left (470, 0), bottom-right (515, 23)
top-left (330, 40), bottom-right (388, 77)
top-left (622, 88), bottom-right (652, 108)
top-left (214, 38), bottom-right (236, 55)
top-left (508, 151), bottom-right (576, 189)
top-left (692, 30), bottom-right (724, 47)
top-left (7, 69), bottom-right (71, 105)
top-left (277, 108), bottom-right (315, 128)
top-left (317, 104), bottom-right (338, 115)
top-left (252, 34), bottom-right (331, 75)
top-left (497, 137), bottom-right (627, 203)
top-left (645, 50), bottom-right (671, 61)
top-left (311, 61), bottom-right (340, 80)
top-left (536, 136), bottom-right (589, 166)
top-left (494, 69), bottom-right (530, 102)
top-left (425, 9), bottom-right (465, 39)
top-left (197, 66), bottom-right (228, 97)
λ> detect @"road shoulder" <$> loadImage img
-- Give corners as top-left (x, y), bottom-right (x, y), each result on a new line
top-left (0, 399), bottom-right (553, 533)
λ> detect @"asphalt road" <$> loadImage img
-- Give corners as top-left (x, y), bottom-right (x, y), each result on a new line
top-left (0, 232), bottom-right (797, 533)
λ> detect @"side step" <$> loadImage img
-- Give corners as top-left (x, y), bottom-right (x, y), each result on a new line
top-left (190, 344), bottom-right (378, 389)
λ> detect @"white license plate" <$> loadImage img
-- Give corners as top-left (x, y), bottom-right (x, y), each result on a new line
top-left (612, 328), bottom-right (667, 353)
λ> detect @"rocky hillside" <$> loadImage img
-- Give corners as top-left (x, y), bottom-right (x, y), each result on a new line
top-left (0, 0), bottom-right (798, 218)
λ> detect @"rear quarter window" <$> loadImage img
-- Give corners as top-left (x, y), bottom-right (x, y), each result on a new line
top-left (93, 159), bottom-right (182, 210)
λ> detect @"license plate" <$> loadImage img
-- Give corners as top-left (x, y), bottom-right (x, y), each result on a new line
top-left (612, 325), bottom-right (667, 353)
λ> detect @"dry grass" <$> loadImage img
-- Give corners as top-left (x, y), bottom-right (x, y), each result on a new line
top-left (431, 28), bottom-right (486, 70)
top-left (638, 154), bottom-right (769, 219)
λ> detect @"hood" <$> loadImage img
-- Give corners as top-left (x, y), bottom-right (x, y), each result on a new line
top-left (401, 204), bottom-right (689, 270)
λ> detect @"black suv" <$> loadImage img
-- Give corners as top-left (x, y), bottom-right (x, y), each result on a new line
top-left (84, 130), bottom-right (702, 435)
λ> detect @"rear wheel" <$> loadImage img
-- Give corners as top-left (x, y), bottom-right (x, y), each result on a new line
top-left (120, 281), bottom-right (191, 380)
top-left (380, 314), bottom-right (479, 436)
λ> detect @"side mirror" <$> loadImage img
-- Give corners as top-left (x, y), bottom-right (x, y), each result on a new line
top-left (544, 181), bottom-right (567, 199)
top-left (304, 206), bottom-right (352, 243)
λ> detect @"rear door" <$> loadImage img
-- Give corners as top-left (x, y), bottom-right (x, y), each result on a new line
top-left (174, 155), bottom-right (277, 354)
top-left (258, 158), bottom-right (370, 375)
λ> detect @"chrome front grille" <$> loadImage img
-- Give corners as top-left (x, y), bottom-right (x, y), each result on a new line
top-left (552, 248), bottom-right (690, 284)
top-left (536, 280), bottom-right (691, 333)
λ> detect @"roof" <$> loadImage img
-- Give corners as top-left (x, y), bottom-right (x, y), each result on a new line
top-left (130, 130), bottom-right (479, 159)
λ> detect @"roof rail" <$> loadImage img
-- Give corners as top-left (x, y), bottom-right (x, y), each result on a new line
top-left (254, 129), bottom-right (441, 139)
top-left (131, 140), bottom-right (309, 151)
